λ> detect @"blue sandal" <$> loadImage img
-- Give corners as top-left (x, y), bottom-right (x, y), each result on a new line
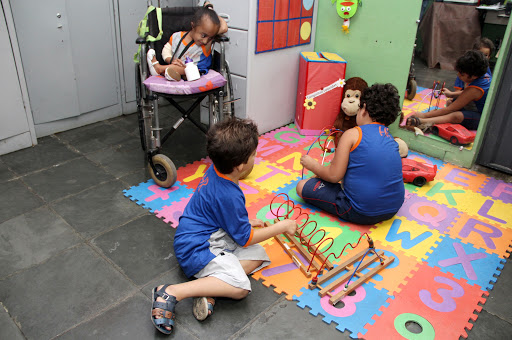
top-left (151, 285), bottom-right (177, 334)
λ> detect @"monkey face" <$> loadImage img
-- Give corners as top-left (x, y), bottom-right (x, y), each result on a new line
top-left (341, 89), bottom-right (362, 116)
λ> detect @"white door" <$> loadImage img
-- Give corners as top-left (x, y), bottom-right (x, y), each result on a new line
top-left (0, 4), bottom-right (35, 155)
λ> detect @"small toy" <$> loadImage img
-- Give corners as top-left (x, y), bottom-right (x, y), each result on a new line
top-left (332, 0), bottom-right (363, 33)
top-left (428, 81), bottom-right (445, 112)
top-left (402, 158), bottom-right (437, 187)
top-left (302, 127), bottom-right (343, 179)
top-left (394, 137), bottom-right (409, 158)
top-left (408, 80), bottom-right (446, 117)
top-left (184, 57), bottom-right (200, 81)
top-left (431, 123), bottom-right (476, 145)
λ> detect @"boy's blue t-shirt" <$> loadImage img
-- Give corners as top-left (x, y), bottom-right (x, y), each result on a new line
top-left (343, 124), bottom-right (405, 216)
top-left (467, 69), bottom-right (492, 112)
top-left (453, 67), bottom-right (492, 111)
top-left (174, 165), bottom-right (253, 277)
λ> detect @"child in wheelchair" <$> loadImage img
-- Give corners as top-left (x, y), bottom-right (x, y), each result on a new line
top-left (147, 3), bottom-right (227, 81)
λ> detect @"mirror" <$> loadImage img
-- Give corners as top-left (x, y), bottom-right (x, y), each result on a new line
top-left (400, 0), bottom-right (509, 149)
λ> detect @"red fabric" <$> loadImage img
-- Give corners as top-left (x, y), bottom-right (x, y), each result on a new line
top-left (295, 53), bottom-right (347, 134)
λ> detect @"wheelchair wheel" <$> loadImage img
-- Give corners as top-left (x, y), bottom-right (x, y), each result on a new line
top-left (223, 61), bottom-right (235, 119)
top-left (149, 154), bottom-right (177, 188)
top-left (406, 78), bottom-right (417, 100)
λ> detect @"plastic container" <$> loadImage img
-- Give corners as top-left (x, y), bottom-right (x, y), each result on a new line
top-left (184, 57), bottom-right (201, 81)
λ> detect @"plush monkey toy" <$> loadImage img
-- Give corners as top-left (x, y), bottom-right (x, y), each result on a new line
top-left (333, 77), bottom-right (368, 146)
top-left (333, 77), bottom-right (368, 132)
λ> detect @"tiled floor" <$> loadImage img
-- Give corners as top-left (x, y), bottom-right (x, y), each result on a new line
top-left (1, 103), bottom-right (511, 339)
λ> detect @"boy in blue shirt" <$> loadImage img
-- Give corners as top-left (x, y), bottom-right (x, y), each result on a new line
top-left (151, 118), bottom-right (297, 335)
top-left (446, 38), bottom-right (495, 107)
top-left (406, 50), bottom-right (492, 131)
top-left (297, 83), bottom-right (405, 225)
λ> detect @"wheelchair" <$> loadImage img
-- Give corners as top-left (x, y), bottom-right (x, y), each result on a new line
top-left (135, 4), bottom-right (235, 187)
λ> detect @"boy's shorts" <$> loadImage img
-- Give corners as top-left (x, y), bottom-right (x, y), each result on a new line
top-left (301, 178), bottom-right (396, 225)
top-left (461, 110), bottom-right (481, 131)
top-left (194, 243), bottom-right (270, 291)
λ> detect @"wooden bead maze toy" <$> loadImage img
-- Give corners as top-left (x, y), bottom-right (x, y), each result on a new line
top-left (267, 193), bottom-right (394, 306)
top-left (309, 235), bottom-right (394, 306)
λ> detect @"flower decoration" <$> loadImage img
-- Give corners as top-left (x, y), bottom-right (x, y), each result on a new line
top-left (304, 98), bottom-right (317, 110)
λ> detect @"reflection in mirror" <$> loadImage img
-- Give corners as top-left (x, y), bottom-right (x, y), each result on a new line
top-left (400, 0), bottom-right (508, 150)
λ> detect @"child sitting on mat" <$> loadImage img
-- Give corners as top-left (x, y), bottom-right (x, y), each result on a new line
top-left (296, 83), bottom-right (404, 225)
top-left (151, 118), bottom-right (297, 335)
top-left (444, 37), bottom-right (495, 107)
top-left (406, 50), bottom-right (492, 131)
top-left (147, 2), bottom-right (227, 81)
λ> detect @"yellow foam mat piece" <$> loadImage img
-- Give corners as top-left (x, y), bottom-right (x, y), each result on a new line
top-left (369, 216), bottom-right (443, 261)
top-left (415, 181), bottom-right (512, 229)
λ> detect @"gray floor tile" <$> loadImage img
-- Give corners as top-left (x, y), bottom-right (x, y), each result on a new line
top-left (0, 206), bottom-right (81, 278)
top-left (144, 271), bottom-right (282, 340)
top-left (119, 168), bottom-right (152, 188)
top-left (22, 157), bottom-right (114, 202)
top-left (56, 121), bottom-right (133, 154)
top-left (0, 244), bottom-right (135, 340)
top-left (160, 119), bottom-right (208, 169)
top-left (0, 306), bottom-right (25, 340)
top-left (467, 309), bottom-right (512, 340)
top-left (413, 56), bottom-right (458, 89)
top-left (108, 112), bottom-right (140, 136)
top-left (0, 179), bottom-right (43, 223)
top-left (233, 298), bottom-right (354, 340)
top-left (51, 180), bottom-right (147, 239)
top-left (85, 139), bottom-right (146, 178)
top-left (175, 278), bottom-right (282, 340)
top-left (0, 160), bottom-right (16, 183)
top-left (56, 292), bottom-right (197, 340)
top-left (141, 265), bottom-right (189, 299)
top-left (91, 215), bottom-right (178, 286)
top-left (483, 258), bottom-right (512, 324)
top-left (1, 136), bottom-right (80, 176)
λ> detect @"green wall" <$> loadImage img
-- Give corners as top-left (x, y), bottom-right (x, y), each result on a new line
top-left (313, 0), bottom-right (512, 169)
top-left (314, 0), bottom-right (422, 97)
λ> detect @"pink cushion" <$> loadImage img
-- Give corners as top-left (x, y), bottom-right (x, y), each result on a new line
top-left (143, 70), bottom-right (226, 95)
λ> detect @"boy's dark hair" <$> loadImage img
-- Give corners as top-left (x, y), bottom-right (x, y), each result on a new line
top-left (192, 6), bottom-right (220, 29)
top-left (207, 118), bottom-right (259, 174)
top-left (455, 50), bottom-right (489, 78)
top-left (359, 83), bottom-right (401, 126)
top-left (473, 37), bottom-right (495, 58)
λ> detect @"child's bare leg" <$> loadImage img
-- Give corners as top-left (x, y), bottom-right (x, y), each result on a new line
top-left (418, 111), bottom-right (464, 125)
top-left (153, 277), bottom-right (249, 331)
top-left (160, 277), bottom-right (248, 302)
top-left (296, 178), bottom-right (309, 198)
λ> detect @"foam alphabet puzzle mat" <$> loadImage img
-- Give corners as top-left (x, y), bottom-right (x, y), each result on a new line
top-left (124, 123), bottom-right (512, 339)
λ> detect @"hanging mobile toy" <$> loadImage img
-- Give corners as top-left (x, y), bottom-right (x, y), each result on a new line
top-left (332, 0), bottom-right (362, 34)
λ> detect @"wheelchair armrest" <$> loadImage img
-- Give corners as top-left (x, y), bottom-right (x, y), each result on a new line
top-left (215, 35), bottom-right (229, 43)
top-left (136, 33), bottom-right (149, 44)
